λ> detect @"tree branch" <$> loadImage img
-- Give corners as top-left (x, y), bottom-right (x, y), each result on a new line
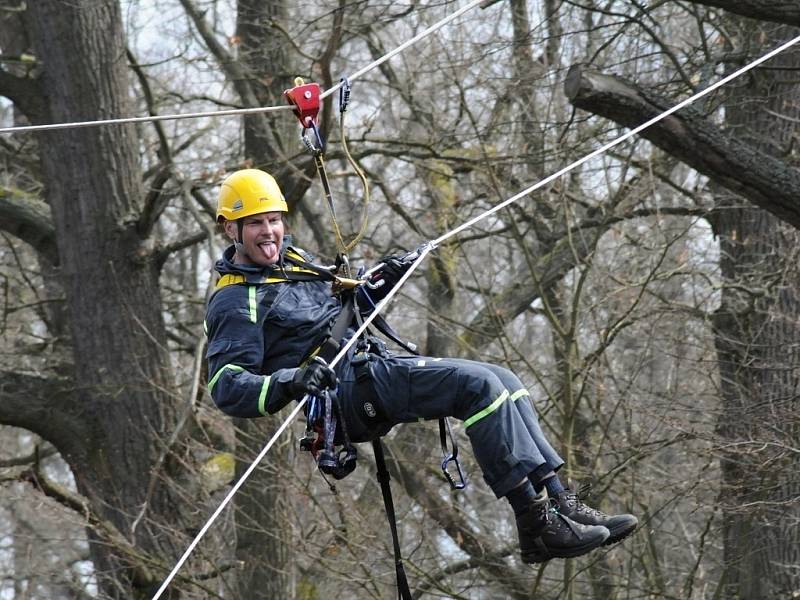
top-left (564, 64), bottom-right (800, 229)
top-left (153, 230), bottom-right (208, 271)
top-left (0, 69), bottom-right (48, 123)
top-left (682, 0), bottom-right (800, 28)
top-left (0, 443), bottom-right (57, 468)
top-left (127, 46), bottom-right (176, 239)
top-left (0, 187), bottom-right (59, 265)
top-left (0, 371), bottom-right (86, 455)
top-left (460, 229), bottom-right (600, 353)
top-left (20, 466), bottom-right (158, 589)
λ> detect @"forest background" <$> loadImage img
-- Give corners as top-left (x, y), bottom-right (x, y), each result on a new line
top-left (1, 0), bottom-right (798, 598)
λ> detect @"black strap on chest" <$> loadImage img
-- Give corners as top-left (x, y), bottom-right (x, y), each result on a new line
top-left (315, 293), bottom-right (356, 364)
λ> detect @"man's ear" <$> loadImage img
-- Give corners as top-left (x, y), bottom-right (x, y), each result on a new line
top-left (222, 219), bottom-right (237, 241)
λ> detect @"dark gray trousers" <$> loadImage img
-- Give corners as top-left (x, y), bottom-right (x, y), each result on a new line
top-left (339, 355), bottom-right (563, 497)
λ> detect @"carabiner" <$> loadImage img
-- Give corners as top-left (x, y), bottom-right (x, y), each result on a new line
top-left (439, 416), bottom-right (466, 490)
top-left (301, 121), bottom-right (325, 155)
top-left (339, 77), bottom-right (351, 114)
top-left (441, 453), bottom-right (467, 490)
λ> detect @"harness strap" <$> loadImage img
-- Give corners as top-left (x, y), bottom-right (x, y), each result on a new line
top-left (215, 251), bottom-right (361, 291)
top-left (316, 294), bottom-right (356, 364)
top-left (370, 313), bottom-right (417, 355)
top-left (372, 438), bottom-right (413, 600)
top-left (283, 251), bottom-right (336, 280)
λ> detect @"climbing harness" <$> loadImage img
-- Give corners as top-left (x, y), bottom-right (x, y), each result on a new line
top-left (299, 295), bottom-right (360, 482)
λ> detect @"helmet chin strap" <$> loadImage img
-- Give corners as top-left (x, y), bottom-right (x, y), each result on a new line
top-left (234, 219), bottom-right (254, 263)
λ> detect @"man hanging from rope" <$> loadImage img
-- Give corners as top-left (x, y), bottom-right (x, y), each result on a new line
top-left (204, 168), bottom-right (638, 565)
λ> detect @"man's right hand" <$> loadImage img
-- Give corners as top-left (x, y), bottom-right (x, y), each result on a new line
top-left (291, 357), bottom-right (338, 397)
top-left (368, 247), bottom-right (421, 288)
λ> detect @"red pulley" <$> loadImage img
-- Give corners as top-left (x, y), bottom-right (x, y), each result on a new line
top-left (283, 77), bottom-right (321, 128)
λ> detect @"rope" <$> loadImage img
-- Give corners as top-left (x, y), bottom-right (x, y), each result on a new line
top-left (151, 20), bottom-right (800, 600)
top-left (320, 0), bottom-right (487, 101)
top-left (0, 0), bottom-right (486, 136)
top-left (338, 108), bottom-right (371, 252)
top-left (0, 104), bottom-right (293, 135)
top-left (433, 33), bottom-right (800, 247)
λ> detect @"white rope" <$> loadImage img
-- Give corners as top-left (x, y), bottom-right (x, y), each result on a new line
top-left (0, 0), bottom-right (486, 135)
top-left (0, 104), bottom-right (293, 135)
top-left (433, 34), bottom-right (800, 246)
top-left (320, 0), bottom-right (487, 100)
top-left (151, 20), bottom-right (800, 600)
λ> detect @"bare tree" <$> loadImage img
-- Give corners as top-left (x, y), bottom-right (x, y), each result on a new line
top-left (565, 4), bottom-right (800, 597)
top-left (4, 1), bottom-right (799, 598)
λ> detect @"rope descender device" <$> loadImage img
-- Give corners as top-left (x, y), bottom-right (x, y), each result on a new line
top-left (284, 75), bottom-right (368, 261)
top-left (284, 77), bottom-right (324, 153)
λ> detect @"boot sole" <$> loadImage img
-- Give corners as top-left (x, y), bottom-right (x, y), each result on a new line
top-left (521, 532), bottom-right (610, 564)
top-left (604, 522), bottom-right (637, 546)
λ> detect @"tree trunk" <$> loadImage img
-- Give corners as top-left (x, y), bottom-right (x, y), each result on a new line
top-left (232, 419), bottom-right (295, 598)
top-left (22, 2), bottom-right (185, 596)
top-left (232, 2), bottom-right (296, 596)
top-left (709, 21), bottom-right (800, 599)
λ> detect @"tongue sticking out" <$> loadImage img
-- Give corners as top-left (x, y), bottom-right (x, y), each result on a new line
top-left (259, 241), bottom-right (278, 263)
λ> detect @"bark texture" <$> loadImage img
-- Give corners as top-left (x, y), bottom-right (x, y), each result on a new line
top-left (564, 64), bottom-right (800, 229)
top-left (709, 22), bottom-right (800, 599)
top-left (16, 2), bottom-right (186, 596)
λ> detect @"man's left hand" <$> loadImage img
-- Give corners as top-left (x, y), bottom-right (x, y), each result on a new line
top-left (291, 357), bottom-right (338, 397)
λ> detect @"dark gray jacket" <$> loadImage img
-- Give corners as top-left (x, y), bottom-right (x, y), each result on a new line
top-left (205, 244), bottom-right (341, 417)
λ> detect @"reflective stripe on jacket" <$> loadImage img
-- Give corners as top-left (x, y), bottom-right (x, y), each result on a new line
top-left (204, 244), bottom-right (342, 417)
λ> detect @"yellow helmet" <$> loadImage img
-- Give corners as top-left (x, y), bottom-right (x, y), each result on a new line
top-left (216, 169), bottom-right (288, 222)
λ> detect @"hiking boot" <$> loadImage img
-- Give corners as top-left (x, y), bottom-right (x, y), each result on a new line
top-left (516, 493), bottom-right (610, 563)
top-left (554, 484), bottom-right (638, 546)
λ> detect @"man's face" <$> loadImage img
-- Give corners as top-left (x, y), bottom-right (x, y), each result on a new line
top-left (224, 211), bottom-right (285, 266)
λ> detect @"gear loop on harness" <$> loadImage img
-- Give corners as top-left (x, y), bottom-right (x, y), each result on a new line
top-left (440, 418), bottom-right (467, 490)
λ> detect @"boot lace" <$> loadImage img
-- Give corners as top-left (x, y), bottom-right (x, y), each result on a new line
top-left (547, 498), bottom-right (583, 537)
top-left (565, 483), bottom-right (609, 520)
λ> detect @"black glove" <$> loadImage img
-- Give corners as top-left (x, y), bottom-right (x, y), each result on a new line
top-left (291, 357), bottom-right (338, 398)
top-left (369, 247), bottom-right (420, 288)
